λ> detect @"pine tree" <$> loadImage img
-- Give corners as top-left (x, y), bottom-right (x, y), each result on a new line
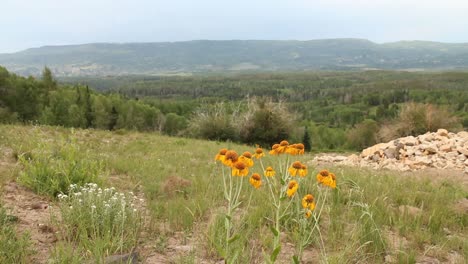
top-left (303, 126), bottom-right (311, 152)
top-left (108, 106), bottom-right (118, 131)
top-left (85, 86), bottom-right (94, 128)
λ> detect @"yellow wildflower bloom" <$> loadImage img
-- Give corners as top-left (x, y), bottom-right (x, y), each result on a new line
top-left (253, 147), bottom-right (265, 159)
top-left (299, 164), bottom-right (308, 177)
top-left (215, 148), bottom-right (228, 162)
top-left (269, 144), bottom-right (280, 155)
top-left (231, 161), bottom-right (249, 177)
top-left (277, 140), bottom-right (289, 154)
top-left (286, 180), bottom-right (298, 197)
top-left (288, 161), bottom-right (303, 177)
top-left (316, 169), bottom-right (329, 183)
top-left (264, 166), bottom-right (276, 177)
top-left (295, 143), bottom-right (305, 155)
top-left (249, 173), bottom-right (262, 189)
top-left (305, 210), bottom-right (312, 218)
top-left (302, 194), bottom-right (316, 210)
top-left (223, 150), bottom-right (239, 167)
top-left (317, 169), bottom-right (337, 189)
top-left (239, 151), bottom-right (254, 167)
top-left (325, 173), bottom-right (337, 189)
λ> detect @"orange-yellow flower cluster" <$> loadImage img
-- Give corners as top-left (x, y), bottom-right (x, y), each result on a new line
top-left (302, 194), bottom-right (316, 211)
top-left (249, 173), bottom-right (262, 189)
top-left (288, 161), bottom-right (308, 177)
top-left (215, 148), bottom-right (228, 163)
top-left (316, 169), bottom-right (337, 189)
top-left (232, 161), bottom-right (249, 176)
top-left (264, 166), bottom-right (276, 177)
top-left (286, 180), bottom-right (299, 197)
top-left (269, 140), bottom-right (306, 155)
top-left (215, 149), bottom-right (252, 177)
top-left (253, 147), bottom-right (264, 159)
top-left (239, 151), bottom-right (254, 167)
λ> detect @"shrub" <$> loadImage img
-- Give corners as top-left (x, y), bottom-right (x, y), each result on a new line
top-left (18, 137), bottom-right (104, 197)
top-left (54, 183), bottom-right (143, 262)
top-left (378, 102), bottom-right (461, 141)
top-left (239, 97), bottom-right (294, 147)
top-left (345, 119), bottom-right (379, 150)
top-left (187, 102), bottom-right (240, 141)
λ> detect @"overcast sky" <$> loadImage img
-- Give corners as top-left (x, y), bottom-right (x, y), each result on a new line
top-left (1, 0), bottom-right (468, 53)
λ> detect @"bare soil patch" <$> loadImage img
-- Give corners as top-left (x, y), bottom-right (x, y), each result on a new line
top-left (2, 181), bottom-right (57, 263)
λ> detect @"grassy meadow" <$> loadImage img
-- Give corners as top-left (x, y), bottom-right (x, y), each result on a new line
top-left (0, 124), bottom-right (467, 263)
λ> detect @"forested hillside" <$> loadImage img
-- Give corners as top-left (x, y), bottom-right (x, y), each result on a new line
top-left (2, 39), bottom-right (468, 76)
top-left (1, 66), bottom-right (466, 150)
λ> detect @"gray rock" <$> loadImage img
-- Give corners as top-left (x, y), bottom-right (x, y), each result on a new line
top-left (372, 154), bottom-right (381, 162)
top-left (384, 148), bottom-right (398, 159)
top-left (104, 252), bottom-right (139, 264)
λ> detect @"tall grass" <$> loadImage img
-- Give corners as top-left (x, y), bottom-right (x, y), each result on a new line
top-left (18, 135), bottom-right (104, 197)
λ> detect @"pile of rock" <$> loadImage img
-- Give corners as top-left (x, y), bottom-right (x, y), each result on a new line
top-left (312, 129), bottom-right (468, 174)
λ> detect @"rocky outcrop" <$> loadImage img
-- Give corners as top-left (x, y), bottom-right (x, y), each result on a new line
top-left (312, 129), bottom-right (468, 174)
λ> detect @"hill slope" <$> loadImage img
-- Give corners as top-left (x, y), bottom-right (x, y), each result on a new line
top-left (1, 39), bottom-right (468, 76)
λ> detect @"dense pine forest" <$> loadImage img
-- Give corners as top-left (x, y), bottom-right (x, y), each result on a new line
top-left (1, 66), bottom-right (467, 150)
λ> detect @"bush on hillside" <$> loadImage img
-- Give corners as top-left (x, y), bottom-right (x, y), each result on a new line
top-left (186, 102), bottom-right (240, 141)
top-left (346, 119), bottom-right (379, 150)
top-left (238, 97), bottom-right (294, 147)
top-left (378, 102), bottom-right (461, 142)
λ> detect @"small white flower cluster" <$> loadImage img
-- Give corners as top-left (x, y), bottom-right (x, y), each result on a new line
top-left (60, 183), bottom-right (144, 220)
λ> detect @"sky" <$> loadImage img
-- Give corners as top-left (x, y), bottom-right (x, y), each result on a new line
top-left (1, 0), bottom-right (468, 53)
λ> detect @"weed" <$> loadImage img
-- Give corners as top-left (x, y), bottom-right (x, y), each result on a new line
top-left (18, 136), bottom-right (104, 197)
top-left (53, 183), bottom-right (143, 262)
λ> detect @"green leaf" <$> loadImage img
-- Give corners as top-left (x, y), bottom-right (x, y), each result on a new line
top-left (270, 226), bottom-right (279, 237)
top-left (225, 214), bottom-right (231, 221)
top-left (270, 245), bottom-right (281, 262)
top-left (228, 234), bottom-right (240, 244)
top-left (293, 255), bottom-right (300, 264)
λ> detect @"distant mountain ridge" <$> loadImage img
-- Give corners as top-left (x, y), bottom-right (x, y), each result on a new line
top-left (1, 39), bottom-right (468, 76)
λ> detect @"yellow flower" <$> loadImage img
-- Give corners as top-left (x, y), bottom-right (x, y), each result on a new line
top-left (231, 161), bottom-right (249, 177)
top-left (286, 143), bottom-right (304, 155)
top-left (317, 169), bottom-right (337, 189)
top-left (294, 143), bottom-right (305, 155)
top-left (288, 161), bottom-right (303, 177)
top-left (249, 173), bottom-right (262, 189)
top-left (286, 180), bottom-right (298, 197)
top-left (215, 148), bottom-right (228, 162)
top-left (302, 194), bottom-right (316, 210)
top-left (223, 150), bottom-right (239, 167)
top-left (316, 169), bottom-right (329, 183)
top-left (299, 164), bottom-right (308, 177)
top-left (269, 144), bottom-right (280, 155)
top-left (253, 147), bottom-right (265, 159)
top-left (277, 140), bottom-right (289, 154)
top-left (239, 151), bottom-right (254, 167)
top-left (264, 166), bottom-right (276, 177)
top-left (326, 173), bottom-right (337, 189)
top-left (305, 210), bottom-right (312, 218)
